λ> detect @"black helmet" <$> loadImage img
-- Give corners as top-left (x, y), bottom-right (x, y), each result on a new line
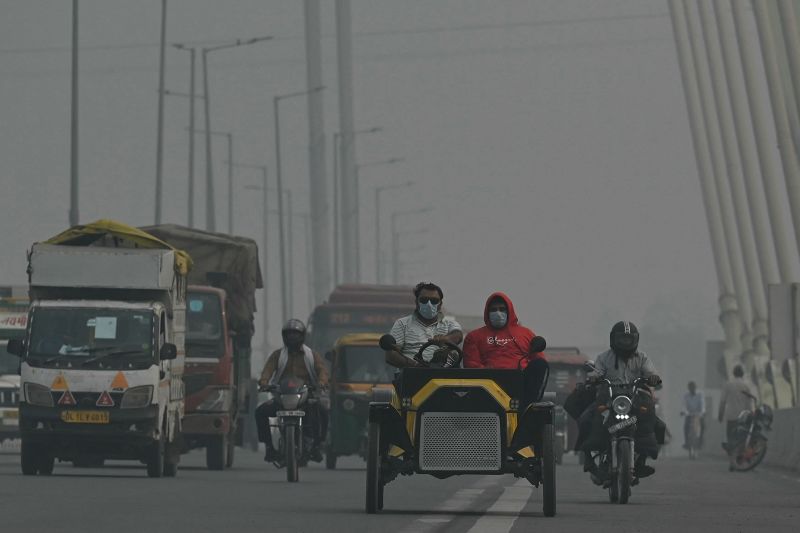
top-left (281, 319), bottom-right (306, 350)
top-left (610, 321), bottom-right (639, 358)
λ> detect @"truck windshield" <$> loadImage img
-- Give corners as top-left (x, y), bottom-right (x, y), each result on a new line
top-left (186, 292), bottom-right (224, 357)
top-left (336, 346), bottom-right (394, 383)
top-left (28, 307), bottom-right (155, 365)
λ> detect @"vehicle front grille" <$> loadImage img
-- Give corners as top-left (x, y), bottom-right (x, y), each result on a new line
top-left (419, 412), bottom-right (501, 472)
top-left (0, 388), bottom-right (19, 407)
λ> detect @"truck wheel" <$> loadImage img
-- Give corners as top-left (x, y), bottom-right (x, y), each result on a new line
top-left (146, 433), bottom-right (165, 478)
top-left (38, 453), bottom-right (55, 476)
top-left (226, 435), bottom-right (236, 468)
top-left (206, 434), bottom-right (227, 471)
top-left (326, 452), bottom-right (337, 470)
top-left (542, 423), bottom-right (556, 517)
top-left (21, 440), bottom-right (41, 476)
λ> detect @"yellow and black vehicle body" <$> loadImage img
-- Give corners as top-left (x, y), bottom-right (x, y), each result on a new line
top-left (325, 333), bottom-right (395, 469)
top-left (365, 367), bottom-right (556, 516)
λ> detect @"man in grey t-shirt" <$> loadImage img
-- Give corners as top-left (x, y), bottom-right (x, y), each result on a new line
top-left (384, 282), bottom-right (463, 368)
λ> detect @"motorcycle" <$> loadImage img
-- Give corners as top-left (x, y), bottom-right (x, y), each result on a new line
top-left (584, 364), bottom-right (658, 504)
top-left (727, 391), bottom-right (772, 472)
top-left (260, 377), bottom-right (321, 482)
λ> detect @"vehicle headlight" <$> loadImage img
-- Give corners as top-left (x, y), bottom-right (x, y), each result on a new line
top-left (196, 388), bottom-right (231, 412)
top-left (280, 393), bottom-right (302, 410)
top-left (121, 385), bottom-right (153, 409)
top-left (342, 398), bottom-right (355, 411)
top-left (612, 395), bottom-right (632, 415)
top-left (25, 383), bottom-right (53, 407)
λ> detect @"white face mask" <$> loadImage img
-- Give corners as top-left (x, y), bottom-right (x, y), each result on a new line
top-left (489, 310), bottom-right (507, 328)
top-left (418, 301), bottom-right (439, 319)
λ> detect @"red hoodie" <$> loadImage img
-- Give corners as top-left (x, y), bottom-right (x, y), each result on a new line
top-left (463, 292), bottom-right (545, 369)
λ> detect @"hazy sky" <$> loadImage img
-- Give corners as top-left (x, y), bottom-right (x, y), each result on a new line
top-left (0, 1), bottom-right (727, 363)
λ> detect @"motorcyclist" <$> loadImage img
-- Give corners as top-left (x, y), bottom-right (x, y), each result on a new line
top-left (255, 319), bottom-right (329, 463)
top-left (463, 292), bottom-right (549, 408)
top-left (579, 321), bottom-right (662, 483)
top-left (384, 282), bottom-right (463, 368)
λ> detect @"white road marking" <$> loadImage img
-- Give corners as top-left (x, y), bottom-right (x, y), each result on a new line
top-left (465, 479), bottom-right (533, 533)
top-left (398, 477), bottom-right (496, 533)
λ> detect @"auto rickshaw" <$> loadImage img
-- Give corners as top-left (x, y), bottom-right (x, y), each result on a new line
top-left (543, 346), bottom-right (590, 463)
top-left (324, 333), bottom-right (396, 469)
top-left (366, 335), bottom-right (556, 516)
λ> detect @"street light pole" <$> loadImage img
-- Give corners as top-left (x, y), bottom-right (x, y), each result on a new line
top-left (188, 48), bottom-right (196, 227)
top-left (227, 133), bottom-right (234, 233)
top-left (273, 86), bottom-right (324, 323)
top-left (155, 0), bottom-right (167, 225)
top-left (375, 181), bottom-right (413, 283)
top-left (69, 0), bottom-right (79, 227)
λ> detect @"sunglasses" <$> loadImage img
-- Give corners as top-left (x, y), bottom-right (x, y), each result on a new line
top-left (418, 297), bottom-right (441, 305)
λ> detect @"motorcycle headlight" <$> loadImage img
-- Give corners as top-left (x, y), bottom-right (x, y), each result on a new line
top-left (25, 383), bottom-right (53, 407)
top-left (280, 393), bottom-right (302, 410)
top-left (120, 385), bottom-right (153, 409)
top-left (612, 395), bottom-right (632, 415)
top-left (196, 388), bottom-right (231, 412)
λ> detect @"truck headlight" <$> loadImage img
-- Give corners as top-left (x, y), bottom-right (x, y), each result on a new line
top-left (121, 385), bottom-right (153, 409)
top-left (197, 388), bottom-right (231, 412)
top-left (25, 383), bottom-right (53, 407)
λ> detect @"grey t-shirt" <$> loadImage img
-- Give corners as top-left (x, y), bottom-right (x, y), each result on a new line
top-left (389, 312), bottom-right (462, 363)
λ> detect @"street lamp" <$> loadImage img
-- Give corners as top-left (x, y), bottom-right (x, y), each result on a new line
top-left (190, 129), bottom-right (234, 233)
top-left (354, 157), bottom-right (404, 280)
top-left (170, 44), bottom-right (201, 227)
top-left (374, 180), bottom-right (413, 283)
top-left (274, 86), bottom-right (324, 323)
top-left (181, 36), bottom-right (271, 232)
top-left (242, 167), bottom-right (270, 349)
top-left (391, 207), bottom-right (432, 284)
top-left (332, 126), bottom-right (381, 285)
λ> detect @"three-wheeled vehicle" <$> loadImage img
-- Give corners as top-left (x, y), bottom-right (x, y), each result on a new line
top-left (366, 335), bottom-right (557, 516)
top-left (324, 333), bottom-right (395, 469)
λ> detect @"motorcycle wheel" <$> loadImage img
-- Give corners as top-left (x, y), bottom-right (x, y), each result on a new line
top-left (365, 420), bottom-right (383, 514)
top-left (326, 452), bottom-right (337, 470)
top-left (731, 435), bottom-right (768, 472)
top-left (206, 434), bottom-right (227, 471)
top-left (542, 423), bottom-right (557, 517)
top-left (286, 424), bottom-right (299, 482)
top-left (617, 440), bottom-right (632, 504)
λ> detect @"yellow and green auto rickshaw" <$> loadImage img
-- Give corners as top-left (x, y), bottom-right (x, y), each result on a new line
top-left (324, 333), bottom-right (396, 469)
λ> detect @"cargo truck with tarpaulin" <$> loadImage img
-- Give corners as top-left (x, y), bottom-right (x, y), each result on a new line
top-left (7, 220), bottom-right (189, 477)
top-left (142, 224), bottom-right (263, 470)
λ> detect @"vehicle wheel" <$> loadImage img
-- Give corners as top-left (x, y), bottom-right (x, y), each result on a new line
top-left (617, 440), bottom-right (632, 504)
top-left (554, 435), bottom-right (564, 466)
top-left (541, 423), bottom-right (556, 517)
top-left (38, 453), bottom-right (55, 476)
top-left (607, 455), bottom-right (619, 504)
top-left (226, 435), bottom-right (236, 468)
top-left (366, 420), bottom-right (384, 514)
top-left (164, 440), bottom-right (179, 478)
top-left (326, 452), bottom-right (337, 470)
top-left (286, 424), bottom-right (299, 482)
top-left (206, 434), bottom-right (227, 471)
top-left (731, 435), bottom-right (768, 472)
top-left (21, 440), bottom-right (41, 476)
top-left (146, 433), bottom-right (165, 478)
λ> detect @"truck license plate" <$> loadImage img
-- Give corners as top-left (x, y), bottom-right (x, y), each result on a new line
top-left (276, 410), bottom-right (304, 417)
top-left (60, 411), bottom-right (110, 424)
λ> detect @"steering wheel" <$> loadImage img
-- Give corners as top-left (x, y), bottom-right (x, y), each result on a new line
top-left (412, 339), bottom-right (464, 368)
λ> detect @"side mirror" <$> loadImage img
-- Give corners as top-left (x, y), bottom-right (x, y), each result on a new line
top-left (160, 343), bottom-right (178, 361)
top-left (529, 336), bottom-right (546, 354)
top-left (324, 350), bottom-right (334, 362)
top-left (379, 334), bottom-right (397, 351)
top-left (6, 339), bottom-right (24, 357)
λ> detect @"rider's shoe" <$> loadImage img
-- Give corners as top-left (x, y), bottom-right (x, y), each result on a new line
top-left (264, 447), bottom-right (278, 463)
top-left (590, 472), bottom-right (605, 486)
top-left (309, 448), bottom-right (324, 463)
top-left (634, 464), bottom-right (655, 478)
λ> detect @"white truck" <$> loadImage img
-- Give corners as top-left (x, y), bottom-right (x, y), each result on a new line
top-left (7, 222), bottom-right (189, 477)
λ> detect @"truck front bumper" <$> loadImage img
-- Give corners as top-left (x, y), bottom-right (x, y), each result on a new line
top-left (20, 404), bottom-right (159, 460)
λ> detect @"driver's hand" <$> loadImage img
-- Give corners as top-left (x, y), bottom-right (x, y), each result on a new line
top-left (432, 335), bottom-right (446, 345)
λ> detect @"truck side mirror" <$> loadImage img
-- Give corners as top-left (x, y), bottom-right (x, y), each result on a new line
top-left (379, 334), bottom-right (397, 351)
top-left (6, 338), bottom-right (24, 357)
top-left (160, 343), bottom-right (178, 361)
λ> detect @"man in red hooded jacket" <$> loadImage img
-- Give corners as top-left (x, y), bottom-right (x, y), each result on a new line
top-left (463, 292), bottom-right (549, 408)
